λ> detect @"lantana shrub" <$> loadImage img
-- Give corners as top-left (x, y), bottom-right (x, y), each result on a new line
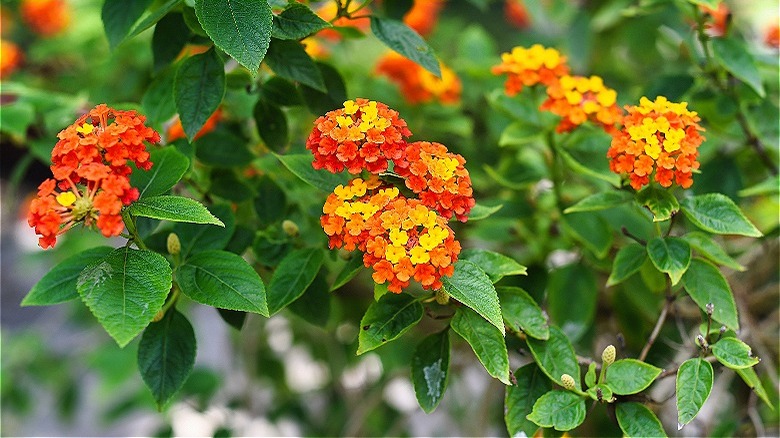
top-left (3, 0), bottom-right (778, 436)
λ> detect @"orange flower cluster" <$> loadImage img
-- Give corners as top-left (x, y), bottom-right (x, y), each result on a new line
top-left (28, 104), bottom-right (160, 248)
top-left (375, 52), bottom-right (461, 104)
top-left (403, 0), bottom-right (445, 37)
top-left (322, 177), bottom-right (460, 293)
top-left (765, 24), bottom-right (779, 49)
top-left (315, 1), bottom-right (371, 42)
top-left (699, 2), bottom-right (730, 38)
top-left (394, 141), bottom-right (475, 221)
top-left (0, 39), bottom-right (22, 79)
top-left (504, 0), bottom-right (530, 29)
top-left (607, 96), bottom-right (704, 190)
top-left (306, 98), bottom-right (412, 174)
top-left (20, 0), bottom-right (70, 37)
top-left (540, 75), bottom-right (622, 133)
top-left (491, 44), bottom-right (569, 96)
top-left (167, 108), bottom-right (222, 143)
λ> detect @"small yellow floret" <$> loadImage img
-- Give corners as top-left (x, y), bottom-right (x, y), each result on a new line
top-left (76, 123), bottom-right (94, 135)
top-left (56, 191), bottom-right (77, 207)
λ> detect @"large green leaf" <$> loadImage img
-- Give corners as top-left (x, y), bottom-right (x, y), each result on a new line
top-left (253, 175), bottom-right (287, 226)
top-left (411, 329), bottom-right (450, 413)
top-left (459, 249), bottom-right (527, 283)
top-left (680, 194), bottom-right (762, 237)
top-left (558, 147), bottom-right (621, 186)
top-left (681, 258), bottom-right (739, 330)
top-left (77, 247), bottom-right (172, 347)
top-left (152, 12), bottom-right (190, 72)
top-left (451, 307), bottom-right (511, 385)
top-left (101, 0), bottom-right (154, 49)
top-left (142, 66), bottom-right (178, 127)
top-left (647, 236), bottom-right (691, 286)
top-left (441, 260), bottom-right (504, 335)
top-left (564, 191), bottom-right (633, 213)
top-left (173, 204), bottom-right (235, 259)
top-left (497, 287), bottom-right (549, 340)
top-left (561, 213), bottom-right (613, 259)
top-left (127, 0), bottom-right (184, 40)
top-left (299, 62), bottom-right (347, 115)
top-left (275, 153), bottom-right (350, 192)
top-left (712, 37), bottom-right (765, 98)
top-left (128, 195), bottom-right (224, 226)
top-left (498, 121), bottom-right (542, 147)
top-left (607, 243), bottom-right (647, 287)
top-left (369, 17), bottom-right (440, 77)
top-left (527, 326), bottom-right (581, 387)
top-left (505, 364), bottom-right (551, 438)
top-left (287, 273), bottom-right (331, 327)
top-left (266, 248), bottom-right (324, 315)
top-left (194, 130), bottom-right (255, 167)
top-left (546, 263), bottom-right (597, 342)
top-left (22, 246), bottom-right (113, 306)
top-left (138, 309), bottom-right (196, 408)
top-left (605, 359), bottom-right (662, 395)
top-left (254, 98), bottom-right (289, 152)
top-left (676, 358), bottom-right (713, 429)
top-left (616, 402), bottom-right (668, 438)
top-left (712, 337), bottom-right (759, 370)
top-left (271, 2), bottom-right (330, 40)
top-left (131, 147), bottom-right (190, 199)
top-left (735, 367), bottom-right (772, 407)
top-left (264, 39), bottom-right (325, 91)
top-left (330, 254), bottom-right (365, 292)
top-left (194, 0), bottom-right (272, 74)
top-left (176, 250), bottom-right (268, 315)
top-left (174, 49), bottom-right (226, 141)
top-left (681, 231), bottom-right (745, 271)
top-left (526, 390), bottom-right (586, 432)
top-left (357, 293), bottom-right (423, 355)
top-left (636, 184), bottom-right (679, 222)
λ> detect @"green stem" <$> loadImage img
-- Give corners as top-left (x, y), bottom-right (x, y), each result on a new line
top-left (159, 284), bottom-right (181, 316)
top-left (121, 210), bottom-right (148, 250)
top-left (546, 131), bottom-right (565, 212)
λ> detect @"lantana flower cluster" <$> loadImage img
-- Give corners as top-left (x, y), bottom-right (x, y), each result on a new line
top-left (308, 99), bottom-right (474, 293)
top-left (28, 104), bottom-right (160, 248)
top-left (375, 52), bottom-right (462, 105)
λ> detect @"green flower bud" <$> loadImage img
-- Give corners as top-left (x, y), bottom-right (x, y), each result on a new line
top-left (167, 233), bottom-right (181, 256)
top-left (435, 288), bottom-right (450, 305)
top-left (561, 374), bottom-right (576, 390)
top-left (602, 345), bottom-right (616, 366)
top-left (282, 219), bottom-right (299, 237)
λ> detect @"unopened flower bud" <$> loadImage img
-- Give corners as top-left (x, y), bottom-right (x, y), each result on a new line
top-left (602, 345), bottom-right (616, 366)
top-left (282, 219), bottom-right (299, 237)
top-left (561, 374), bottom-right (576, 390)
top-left (167, 233), bottom-right (181, 255)
top-left (696, 334), bottom-right (708, 348)
top-left (705, 303), bottom-right (714, 316)
top-left (435, 288), bottom-right (450, 305)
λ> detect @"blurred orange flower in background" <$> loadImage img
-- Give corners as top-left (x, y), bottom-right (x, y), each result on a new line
top-left (20, 0), bottom-right (70, 37)
top-left (504, 0), bottom-right (530, 29)
top-left (0, 39), bottom-right (23, 78)
top-left (167, 108), bottom-right (223, 143)
top-left (315, 0), bottom-right (371, 41)
top-left (765, 24), bottom-right (779, 48)
top-left (699, 2), bottom-right (730, 37)
top-left (375, 52), bottom-right (461, 104)
top-left (403, 0), bottom-right (445, 37)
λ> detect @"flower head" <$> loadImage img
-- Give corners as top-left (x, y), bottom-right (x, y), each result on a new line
top-left (21, 0), bottom-right (69, 37)
top-left (0, 39), bottom-right (22, 79)
top-left (540, 75), bottom-right (623, 133)
top-left (491, 44), bottom-right (569, 96)
top-left (306, 98), bottom-right (412, 174)
top-left (403, 0), bottom-right (445, 37)
top-left (375, 52), bottom-right (461, 105)
top-left (394, 141), bottom-right (475, 222)
top-left (607, 96), bottom-right (704, 190)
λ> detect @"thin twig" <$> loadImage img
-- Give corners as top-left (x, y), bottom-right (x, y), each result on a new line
top-left (638, 293), bottom-right (673, 362)
top-left (657, 356), bottom-right (718, 379)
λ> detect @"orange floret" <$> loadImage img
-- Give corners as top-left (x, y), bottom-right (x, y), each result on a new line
top-left (375, 52), bottom-right (461, 105)
top-left (607, 96), bottom-right (704, 190)
top-left (20, 0), bottom-right (69, 37)
top-left (491, 44), bottom-right (569, 96)
top-left (0, 39), bottom-right (22, 79)
top-left (540, 75), bottom-right (623, 133)
top-left (403, 0), bottom-right (445, 37)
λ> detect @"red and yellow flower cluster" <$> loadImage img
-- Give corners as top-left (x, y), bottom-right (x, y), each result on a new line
top-left (491, 44), bottom-right (569, 96)
top-left (28, 104), bottom-right (160, 248)
top-left (0, 39), bottom-right (22, 79)
top-left (540, 75), bottom-right (622, 134)
top-left (375, 52), bottom-right (461, 105)
top-left (607, 96), bottom-right (704, 190)
top-left (308, 99), bottom-right (474, 293)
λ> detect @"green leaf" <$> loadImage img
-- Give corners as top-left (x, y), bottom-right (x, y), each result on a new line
top-left (681, 258), bottom-right (739, 330)
top-left (127, 0), bottom-right (184, 40)
top-left (505, 364), bottom-right (552, 438)
top-left (451, 307), bottom-right (511, 385)
top-left (266, 248), bottom-right (324, 315)
top-left (217, 308), bottom-right (246, 330)
top-left (411, 329), bottom-right (450, 413)
top-left (175, 250), bottom-right (268, 316)
top-left (616, 402), bottom-right (668, 438)
top-left (173, 204), bottom-right (235, 259)
top-left (254, 99), bottom-right (289, 152)
top-left (22, 246), bottom-right (113, 306)
top-left (208, 170), bottom-right (255, 202)
top-left (561, 213), bottom-right (613, 259)
top-left (497, 287), bottom-right (549, 340)
top-left (357, 293), bottom-right (423, 355)
top-left (546, 263), bottom-right (598, 342)
top-left (174, 49), bottom-right (226, 141)
top-left (498, 121), bottom-right (542, 147)
top-left (287, 273), bottom-right (331, 327)
top-left (101, 0), bottom-right (154, 49)
top-left (369, 17), bottom-right (441, 77)
top-left (152, 12), bottom-right (190, 72)
top-left (459, 249), bottom-right (527, 283)
top-left (275, 153), bottom-right (350, 192)
top-left (526, 390), bottom-right (586, 432)
top-left (605, 359), bottom-right (662, 395)
top-left (261, 76), bottom-right (303, 107)
top-left (298, 61), bottom-right (347, 115)
top-left (138, 309), bottom-right (196, 408)
top-left (264, 39), bottom-right (325, 91)
top-left (607, 243), bottom-right (647, 287)
top-left (194, 130), bottom-right (255, 167)
top-left (142, 66), bottom-right (178, 127)
top-left (77, 247), bottom-right (172, 347)
top-left (468, 203), bottom-right (503, 221)
top-left (585, 363), bottom-right (597, 388)
top-left (586, 383), bottom-right (614, 402)
top-left (681, 231), bottom-right (745, 271)
top-left (738, 176), bottom-right (779, 197)
top-left (271, 3), bottom-right (331, 40)
top-left (735, 367), bottom-right (772, 407)
top-left (131, 147), bottom-right (190, 198)
top-left (636, 184), bottom-right (680, 222)
top-left (129, 195), bottom-right (224, 226)
top-left (441, 260), bottom-right (504, 335)
top-left (558, 147), bottom-right (621, 186)
top-left (712, 37), bottom-right (765, 98)
top-left (330, 254), bottom-right (365, 292)
top-left (680, 194), bottom-right (762, 237)
top-left (676, 358), bottom-right (713, 429)
top-left (712, 337), bottom-right (759, 369)
top-left (527, 326), bottom-right (581, 387)
top-left (253, 176), bottom-right (287, 226)
top-left (647, 237), bottom-right (691, 286)
top-left (194, 0), bottom-right (272, 74)
top-left (564, 191), bottom-right (633, 213)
